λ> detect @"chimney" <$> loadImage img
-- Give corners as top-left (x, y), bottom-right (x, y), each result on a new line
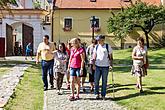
top-left (161, 0), bottom-right (165, 5)
top-left (121, 0), bottom-right (131, 2)
top-left (90, 0), bottom-right (96, 2)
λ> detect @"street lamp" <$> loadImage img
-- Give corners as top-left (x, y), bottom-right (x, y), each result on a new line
top-left (91, 16), bottom-right (96, 39)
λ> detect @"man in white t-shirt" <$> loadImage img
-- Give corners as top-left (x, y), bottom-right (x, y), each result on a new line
top-left (93, 35), bottom-right (113, 100)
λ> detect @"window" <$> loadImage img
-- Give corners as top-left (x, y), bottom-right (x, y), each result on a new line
top-left (63, 18), bottom-right (72, 31)
top-left (90, 17), bottom-right (100, 32)
top-left (46, 6), bottom-right (49, 10)
top-left (45, 16), bottom-right (50, 22)
top-left (64, 18), bottom-right (72, 28)
top-left (90, 17), bottom-right (99, 28)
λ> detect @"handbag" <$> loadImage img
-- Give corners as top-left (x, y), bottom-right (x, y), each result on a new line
top-left (143, 63), bottom-right (149, 69)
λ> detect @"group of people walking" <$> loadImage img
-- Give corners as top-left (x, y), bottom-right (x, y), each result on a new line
top-left (36, 34), bottom-right (149, 101)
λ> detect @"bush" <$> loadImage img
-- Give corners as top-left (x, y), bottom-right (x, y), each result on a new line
top-left (33, 1), bottom-right (41, 9)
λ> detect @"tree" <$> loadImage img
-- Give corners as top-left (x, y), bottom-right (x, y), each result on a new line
top-left (107, 0), bottom-right (165, 48)
top-left (33, 1), bottom-right (41, 9)
top-left (0, 0), bottom-right (17, 9)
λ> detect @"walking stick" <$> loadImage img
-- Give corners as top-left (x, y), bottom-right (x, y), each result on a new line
top-left (110, 67), bottom-right (115, 99)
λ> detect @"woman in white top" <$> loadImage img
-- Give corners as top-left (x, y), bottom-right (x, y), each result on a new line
top-left (54, 43), bottom-right (68, 95)
top-left (132, 37), bottom-right (149, 93)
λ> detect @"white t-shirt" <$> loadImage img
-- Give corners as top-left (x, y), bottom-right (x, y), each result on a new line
top-left (93, 44), bottom-right (113, 67)
top-left (86, 44), bottom-right (95, 64)
top-left (133, 45), bottom-right (147, 66)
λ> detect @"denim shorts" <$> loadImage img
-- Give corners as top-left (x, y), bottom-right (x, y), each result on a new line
top-left (70, 68), bottom-right (80, 77)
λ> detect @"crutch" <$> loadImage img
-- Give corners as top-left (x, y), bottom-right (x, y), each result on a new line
top-left (110, 67), bottom-right (115, 99)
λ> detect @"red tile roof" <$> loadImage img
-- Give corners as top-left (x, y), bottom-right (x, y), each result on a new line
top-left (54, 0), bottom-right (161, 9)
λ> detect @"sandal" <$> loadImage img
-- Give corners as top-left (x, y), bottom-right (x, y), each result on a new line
top-left (136, 84), bottom-right (140, 89)
top-left (140, 89), bottom-right (144, 93)
top-left (90, 88), bottom-right (94, 92)
top-left (67, 85), bottom-right (70, 90)
top-left (69, 96), bottom-right (75, 101)
top-left (75, 95), bottom-right (80, 100)
top-left (83, 88), bottom-right (86, 93)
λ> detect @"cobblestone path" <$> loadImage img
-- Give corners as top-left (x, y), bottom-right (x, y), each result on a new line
top-left (44, 82), bottom-right (126, 110)
top-left (0, 64), bottom-right (30, 108)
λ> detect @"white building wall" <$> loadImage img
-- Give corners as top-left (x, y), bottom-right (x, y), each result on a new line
top-left (2, 15), bottom-right (51, 54)
top-left (11, 0), bottom-right (50, 10)
top-left (0, 23), bottom-right (3, 37)
top-left (24, 0), bottom-right (33, 9)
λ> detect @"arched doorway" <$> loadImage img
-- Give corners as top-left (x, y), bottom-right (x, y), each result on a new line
top-left (6, 22), bottom-right (34, 56)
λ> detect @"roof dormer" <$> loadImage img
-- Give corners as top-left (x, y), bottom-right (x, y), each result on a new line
top-left (122, 0), bottom-right (131, 2)
top-left (90, 0), bottom-right (96, 2)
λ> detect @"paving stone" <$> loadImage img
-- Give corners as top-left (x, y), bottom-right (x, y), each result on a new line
top-left (44, 82), bottom-right (127, 110)
top-left (0, 64), bottom-right (30, 108)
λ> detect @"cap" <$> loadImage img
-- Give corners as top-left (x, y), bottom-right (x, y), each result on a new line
top-left (95, 35), bottom-right (105, 40)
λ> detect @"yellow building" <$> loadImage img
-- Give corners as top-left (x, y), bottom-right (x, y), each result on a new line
top-left (52, 0), bottom-right (162, 48)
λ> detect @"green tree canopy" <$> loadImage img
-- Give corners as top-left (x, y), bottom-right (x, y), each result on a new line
top-left (0, 0), bottom-right (17, 9)
top-left (107, 0), bottom-right (165, 48)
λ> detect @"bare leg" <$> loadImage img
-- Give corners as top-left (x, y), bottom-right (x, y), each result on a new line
top-left (66, 73), bottom-right (70, 89)
top-left (70, 76), bottom-right (75, 97)
top-left (90, 82), bottom-right (94, 89)
top-left (81, 77), bottom-right (86, 91)
top-left (76, 77), bottom-right (81, 97)
top-left (137, 76), bottom-right (143, 92)
top-left (139, 76), bottom-right (142, 90)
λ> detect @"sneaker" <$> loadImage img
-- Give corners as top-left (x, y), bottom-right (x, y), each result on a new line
top-left (69, 96), bottom-right (75, 101)
top-left (44, 87), bottom-right (48, 91)
top-left (57, 91), bottom-right (62, 95)
top-left (96, 95), bottom-right (100, 100)
top-left (51, 85), bottom-right (54, 89)
top-left (67, 85), bottom-right (70, 90)
top-left (140, 89), bottom-right (144, 93)
top-left (101, 96), bottom-right (106, 101)
top-left (90, 88), bottom-right (94, 93)
top-left (83, 88), bottom-right (86, 93)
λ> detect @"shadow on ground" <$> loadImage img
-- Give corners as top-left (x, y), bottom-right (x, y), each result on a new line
top-left (113, 90), bottom-right (165, 101)
top-left (106, 83), bottom-right (165, 101)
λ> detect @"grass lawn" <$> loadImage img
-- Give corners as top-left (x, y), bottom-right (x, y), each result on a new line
top-left (3, 62), bottom-right (43, 110)
top-left (1, 48), bottom-right (165, 110)
top-left (107, 48), bottom-right (165, 110)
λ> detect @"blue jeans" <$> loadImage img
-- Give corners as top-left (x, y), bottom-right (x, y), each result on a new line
top-left (25, 51), bottom-right (31, 56)
top-left (41, 59), bottom-right (54, 88)
top-left (94, 66), bottom-right (109, 97)
top-left (70, 68), bottom-right (81, 77)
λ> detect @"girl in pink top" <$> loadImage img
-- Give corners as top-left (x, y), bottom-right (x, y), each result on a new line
top-left (70, 47), bottom-right (84, 68)
top-left (68, 38), bottom-right (85, 101)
